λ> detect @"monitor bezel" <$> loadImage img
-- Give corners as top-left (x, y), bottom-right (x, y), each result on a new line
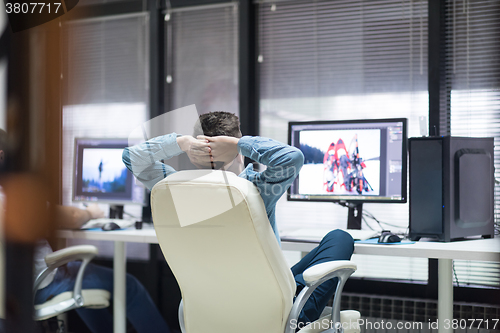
top-left (287, 117), bottom-right (408, 204)
top-left (72, 137), bottom-right (145, 206)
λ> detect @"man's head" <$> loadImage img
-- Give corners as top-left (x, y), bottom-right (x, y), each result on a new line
top-left (191, 112), bottom-right (243, 172)
top-left (193, 111), bottom-right (242, 138)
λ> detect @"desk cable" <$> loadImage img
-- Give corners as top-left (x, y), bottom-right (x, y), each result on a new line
top-left (336, 202), bottom-right (409, 238)
top-left (452, 263), bottom-right (460, 287)
top-left (362, 208), bottom-right (409, 239)
top-left (337, 202), bottom-right (380, 233)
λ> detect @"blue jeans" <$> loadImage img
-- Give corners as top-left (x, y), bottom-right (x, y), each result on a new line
top-left (35, 262), bottom-right (171, 333)
top-left (291, 229), bottom-right (355, 325)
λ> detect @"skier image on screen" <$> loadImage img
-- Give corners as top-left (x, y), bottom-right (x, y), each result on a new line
top-left (323, 142), bottom-right (337, 192)
top-left (335, 138), bottom-right (351, 190)
top-left (345, 134), bottom-right (373, 194)
top-left (323, 135), bottom-right (373, 194)
top-left (323, 139), bottom-right (351, 192)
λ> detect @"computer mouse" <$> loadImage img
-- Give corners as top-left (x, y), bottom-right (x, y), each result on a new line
top-left (102, 222), bottom-right (121, 231)
top-left (378, 232), bottom-right (401, 243)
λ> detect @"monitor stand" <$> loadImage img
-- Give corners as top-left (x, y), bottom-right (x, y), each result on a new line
top-left (346, 203), bottom-right (362, 230)
top-left (109, 205), bottom-right (124, 219)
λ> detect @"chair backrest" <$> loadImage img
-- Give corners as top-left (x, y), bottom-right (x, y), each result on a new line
top-left (151, 170), bottom-right (296, 333)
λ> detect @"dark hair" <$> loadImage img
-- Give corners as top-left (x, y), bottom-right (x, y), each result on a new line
top-left (193, 111), bottom-right (241, 138)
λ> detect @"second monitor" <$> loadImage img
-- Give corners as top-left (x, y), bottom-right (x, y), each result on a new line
top-left (288, 118), bottom-right (407, 229)
top-left (73, 138), bottom-right (145, 218)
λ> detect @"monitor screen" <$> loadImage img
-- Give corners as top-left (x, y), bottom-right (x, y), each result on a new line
top-left (73, 138), bottom-right (145, 205)
top-left (288, 118), bottom-right (407, 203)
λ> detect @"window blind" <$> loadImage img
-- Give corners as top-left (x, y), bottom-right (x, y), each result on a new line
top-left (61, 14), bottom-right (150, 259)
top-left (259, 0), bottom-right (428, 98)
top-left (454, 260), bottom-right (499, 288)
top-left (63, 14), bottom-right (149, 105)
top-left (258, 0), bottom-right (429, 282)
top-left (166, 2), bottom-right (239, 115)
top-left (442, 0), bottom-right (499, 232)
top-left (441, 0), bottom-right (500, 287)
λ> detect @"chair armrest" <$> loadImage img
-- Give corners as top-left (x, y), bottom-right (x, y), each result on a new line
top-left (45, 245), bottom-right (98, 267)
top-left (34, 245), bottom-right (99, 301)
top-left (33, 245), bottom-right (103, 320)
top-left (285, 260), bottom-right (357, 333)
top-left (303, 261), bottom-right (357, 286)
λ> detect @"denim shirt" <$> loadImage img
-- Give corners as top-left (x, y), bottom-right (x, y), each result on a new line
top-left (122, 134), bottom-right (304, 245)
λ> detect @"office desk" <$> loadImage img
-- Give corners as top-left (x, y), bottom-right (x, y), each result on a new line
top-left (58, 227), bottom-right (499, 333)
top-left (282, 237), bottom-right (500, 333)
top-left (57, 226), bottom-right (159, 333)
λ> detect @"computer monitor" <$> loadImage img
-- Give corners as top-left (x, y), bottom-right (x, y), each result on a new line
top-left (73, 138), bottom-right (145, 217)
top-left (288, 118), bottom-right (407, 229)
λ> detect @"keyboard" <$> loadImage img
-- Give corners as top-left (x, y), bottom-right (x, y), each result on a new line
top-left (80, 218), bottom-right (136, 230)
top-left (281, 228), bottom-right (380, 242)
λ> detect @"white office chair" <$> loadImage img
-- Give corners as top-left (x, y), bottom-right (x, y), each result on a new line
top-left (151, 170), bottom-right (360, 333)
top-left (33, 245), bottom-right (111, 322)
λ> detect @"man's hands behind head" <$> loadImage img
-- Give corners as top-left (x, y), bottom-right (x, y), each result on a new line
top-left (177, 135), bottom-right (212, 168)
top-left (177, 135), bottom-right (240, 169)
top-left (197, 135), bottom-right (240, 167)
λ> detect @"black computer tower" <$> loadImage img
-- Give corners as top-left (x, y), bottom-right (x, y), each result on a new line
top-left (409, 136), bottom-right (495, 242)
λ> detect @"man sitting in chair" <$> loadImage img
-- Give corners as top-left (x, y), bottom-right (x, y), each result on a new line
top-left (123, 111), bottom-right (354, 326)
